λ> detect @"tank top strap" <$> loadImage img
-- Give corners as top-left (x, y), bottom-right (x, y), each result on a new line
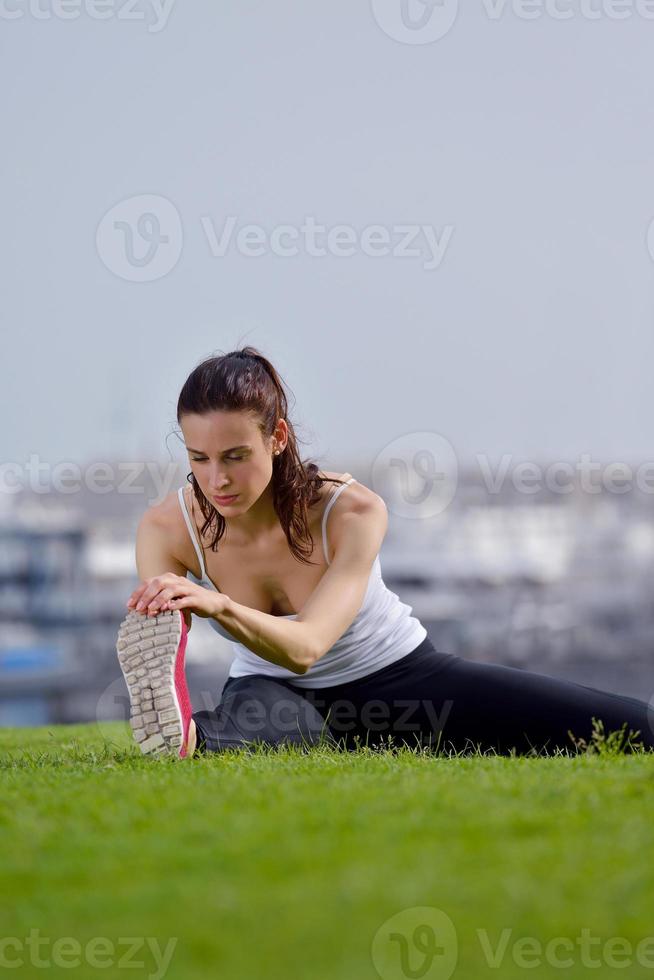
top-left (177, 486), bottom-right (208, 581)
top-left (321, 475), bottom-right (356, 566)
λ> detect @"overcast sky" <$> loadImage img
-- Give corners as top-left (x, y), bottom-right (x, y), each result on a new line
top-left (3, 1), bottom-right (654, 484)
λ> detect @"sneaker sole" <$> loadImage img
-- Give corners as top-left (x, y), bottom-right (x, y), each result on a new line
top-left (116, 608), bottom-right (192, 758)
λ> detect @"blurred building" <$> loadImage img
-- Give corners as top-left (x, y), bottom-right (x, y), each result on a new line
top-left (0, 482), bottom-right (233, 728)
top-left (1, 462), bottom-right (653, 727)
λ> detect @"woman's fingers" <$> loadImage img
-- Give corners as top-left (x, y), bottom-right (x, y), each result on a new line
top-left (124, 579), bottom-right (205, 620)
top-left (127, 584), bottom-right (154, 610)
top-left (126, 575), bottom-right (182, 611)
top-left (145, 583), bottom-right (192, 615)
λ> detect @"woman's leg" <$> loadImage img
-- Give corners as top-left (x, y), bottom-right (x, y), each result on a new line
top-left (297, 639), bottom-right (654, 756)
top-left (191, 674), bottom-right (336, 755)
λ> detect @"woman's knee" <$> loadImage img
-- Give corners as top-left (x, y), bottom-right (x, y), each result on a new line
top-left (192, 675), bottom-right (334, 753)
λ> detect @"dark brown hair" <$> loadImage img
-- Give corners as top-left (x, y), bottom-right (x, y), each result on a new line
top-left (176, 346), bottom-right (348, 566)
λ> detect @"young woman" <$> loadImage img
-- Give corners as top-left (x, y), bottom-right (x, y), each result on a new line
top-left (116, 347), bottom-right (654, 759)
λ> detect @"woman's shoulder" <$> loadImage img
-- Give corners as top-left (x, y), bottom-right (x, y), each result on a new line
top-left (141, 485), bottom-right (185, 523)
top-left (315, 470), bottom-right (382, 514)
top-left (138, 486), bottom-right (192, 555)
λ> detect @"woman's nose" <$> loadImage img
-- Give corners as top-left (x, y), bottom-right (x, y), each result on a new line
top-left (208, 469), bottom-right (230, 491)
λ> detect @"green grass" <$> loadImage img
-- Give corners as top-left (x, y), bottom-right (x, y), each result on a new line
top-left (1, 722), bottom-right (653, 980)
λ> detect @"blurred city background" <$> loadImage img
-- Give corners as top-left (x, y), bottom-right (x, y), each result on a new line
top-left (2, 4), bottom-right (654, 726)
top-left (2, 453), bottom-right (653, 727)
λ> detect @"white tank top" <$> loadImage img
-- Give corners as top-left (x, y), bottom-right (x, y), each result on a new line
top-left (176, 480), bottom-right (427, 687)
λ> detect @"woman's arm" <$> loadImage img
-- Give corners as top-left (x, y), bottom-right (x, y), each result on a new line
top-left (212, 597), bottom-right (315, 675)
top-left (133, 510), bottom-right (311, 673)
top-left (134, 511), bottom-right (193, 632)
top-left (210, 497), bottom-right (388, 675)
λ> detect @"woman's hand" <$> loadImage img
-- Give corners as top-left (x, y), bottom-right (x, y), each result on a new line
top-left (126, 573), bottom-right (225, 620)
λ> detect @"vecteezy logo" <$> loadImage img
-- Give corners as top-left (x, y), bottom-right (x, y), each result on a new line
top-left (370, 0), bottom-right (459, 44)
top-left (646, 217), bottom-right (654, 266)
top-left (96, 193), bottom-right (183, 282)
top-left (647, 691), bottom-right (654, 743)
top-left (371, 431), bottom-right (458, 519)
top-left (371, 907), bottom-right (458, 980)
top-left (95, 675), bottom-right (132, 744)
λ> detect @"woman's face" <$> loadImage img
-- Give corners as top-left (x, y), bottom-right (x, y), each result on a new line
top-left (181, 410), bottom-right (283, 513)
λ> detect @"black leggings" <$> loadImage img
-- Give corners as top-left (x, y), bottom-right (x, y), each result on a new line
top-left (191, 636), bottom-right (654, 757)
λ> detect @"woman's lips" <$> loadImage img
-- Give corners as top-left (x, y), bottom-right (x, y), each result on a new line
top-left (213, 494), bottom-right (239, 504)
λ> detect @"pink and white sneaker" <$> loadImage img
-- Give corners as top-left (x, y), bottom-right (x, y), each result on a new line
top-left (116, 608), bottom-right (194, 758)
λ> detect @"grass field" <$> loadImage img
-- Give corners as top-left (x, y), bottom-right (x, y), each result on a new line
top-left (1, 722), bottom-right (653, 980)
